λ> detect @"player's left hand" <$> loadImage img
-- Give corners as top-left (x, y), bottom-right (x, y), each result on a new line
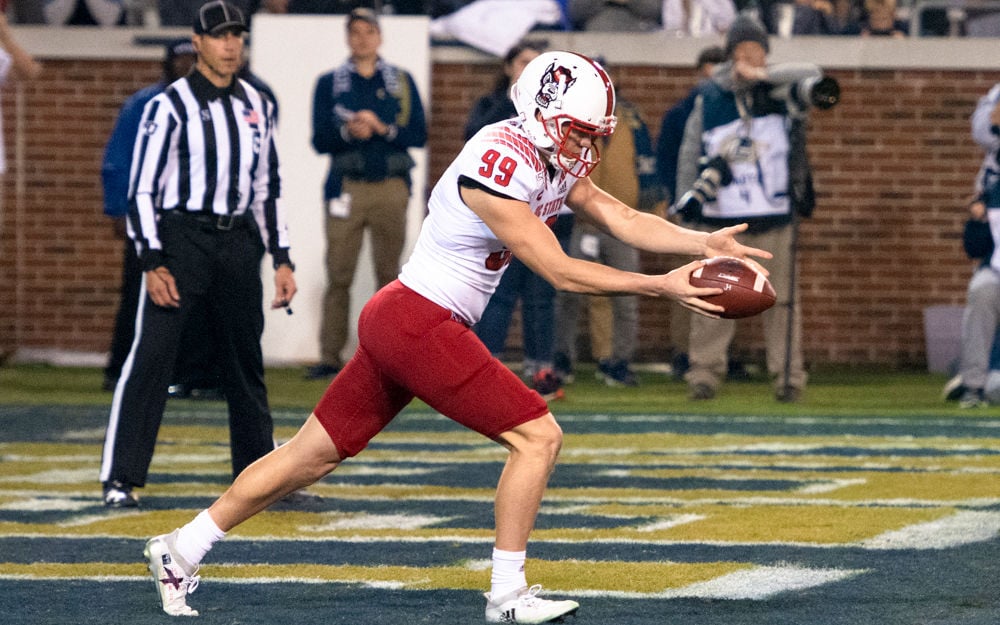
top-left (704, 223), bottom-right (773, 276)
top-left (271, 265), bottom-right (297, 310)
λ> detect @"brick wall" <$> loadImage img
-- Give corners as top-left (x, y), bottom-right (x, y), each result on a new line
top-left (1, 56), bottom-right (991, 367)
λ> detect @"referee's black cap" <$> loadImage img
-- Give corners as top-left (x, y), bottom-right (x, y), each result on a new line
top-left (194, 0), bottom-right (248, 36)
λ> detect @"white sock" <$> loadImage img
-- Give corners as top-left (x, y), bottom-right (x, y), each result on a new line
top-left (174, 509), bottom-right (226, 568)
top-left (490, 548), bottom-right (527, 599)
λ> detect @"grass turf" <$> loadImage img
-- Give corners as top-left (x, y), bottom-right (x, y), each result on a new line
top-left (0, 362), bottom-right (988, 418)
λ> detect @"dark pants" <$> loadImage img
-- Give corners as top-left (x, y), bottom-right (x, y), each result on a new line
top-left (100, 213), bottom-right (275, 487)
top-left (105, 237), bottom-right (221, 389)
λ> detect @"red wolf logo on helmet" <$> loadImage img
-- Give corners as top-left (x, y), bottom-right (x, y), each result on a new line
top-left (535, 62), bottom-right (577, 109)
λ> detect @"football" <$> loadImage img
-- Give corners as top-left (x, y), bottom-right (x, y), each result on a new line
top-left (689, 257), bottom-right (776, 319)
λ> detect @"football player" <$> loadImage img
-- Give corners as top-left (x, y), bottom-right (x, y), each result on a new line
top-left (142, 51), bottom-right (771, 623)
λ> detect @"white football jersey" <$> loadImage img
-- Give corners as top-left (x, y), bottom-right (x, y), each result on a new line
top-left (399, 118), bottom-right (577, 325)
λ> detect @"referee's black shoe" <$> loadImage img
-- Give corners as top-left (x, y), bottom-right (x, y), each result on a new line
top-left (103, 481), bottom-right (139, 508)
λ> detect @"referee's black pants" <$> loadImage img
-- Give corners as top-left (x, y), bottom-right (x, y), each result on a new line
top-left (100, 212), bottom-right (275, 489)
top-left (104, 233), bottom-right (223, 391)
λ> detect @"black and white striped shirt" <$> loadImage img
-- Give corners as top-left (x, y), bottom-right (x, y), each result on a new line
top-left (126, 69), bottom-right (291, 270)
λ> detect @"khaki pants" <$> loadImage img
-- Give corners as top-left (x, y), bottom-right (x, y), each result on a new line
top-left (683, 222), bottom-right (807, 393)
top-left (320, 178), bottom-right (410, 366)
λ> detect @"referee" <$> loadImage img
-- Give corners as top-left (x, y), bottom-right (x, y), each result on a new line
top-left (99, 0), bottom-right (296, 507)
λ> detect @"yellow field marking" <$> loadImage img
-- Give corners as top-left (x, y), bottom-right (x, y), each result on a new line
top-left (0, 559), bottom-right (746, 594)
top-left (562, 503), bottom-right (948, 544)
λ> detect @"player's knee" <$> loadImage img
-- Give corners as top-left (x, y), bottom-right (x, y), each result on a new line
top-left (512, 416), bottom-right (563, 463)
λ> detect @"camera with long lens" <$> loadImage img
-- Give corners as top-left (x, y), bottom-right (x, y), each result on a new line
top-left (769, 75), bottom-right (840, 112)
top-left (673, 155), bottom-right (733, 220)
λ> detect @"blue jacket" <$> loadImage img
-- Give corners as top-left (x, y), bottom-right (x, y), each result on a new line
top-left (311, 58), bottom-right (427, 200)
top-left (101, 83), bottom-right (163, 218)
top-left (656, 85), bottom-right (699, 205)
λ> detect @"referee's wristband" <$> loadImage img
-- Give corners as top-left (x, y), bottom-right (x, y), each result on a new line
top-left (272, 248), bottom-right (293, 271)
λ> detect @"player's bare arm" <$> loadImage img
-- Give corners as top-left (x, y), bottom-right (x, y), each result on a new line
top-left (566, 176), bottom-right (773, 272)
top-left (461, 185), bottom-right (725, 316)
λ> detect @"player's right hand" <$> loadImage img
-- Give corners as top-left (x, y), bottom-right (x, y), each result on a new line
top-left (663, 260), bottom-right (725, 318)
top-left (145, 267), bottom-right (180, 308)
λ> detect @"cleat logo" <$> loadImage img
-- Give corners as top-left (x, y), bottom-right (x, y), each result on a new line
top-left (160, 566), bottom-right (184, 591)
top-left (161, 554), bottom-right (172, 565)
top-left (501, 609), bottom-right (515, 623)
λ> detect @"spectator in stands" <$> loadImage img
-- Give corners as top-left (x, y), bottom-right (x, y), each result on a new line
top-left (42, 0), bottom-right (126, 25)
top-left (568, 0), bottom-right (661, 31)
top-left (655, 45), bottom-right (724, 378)
top-left (860, 0), bottom-right (907, 37)
top-left (661, 0), bottom-right (736, 36)
top-left (553, 56), bottom-right (662, 388)
top-left (306, 7), bottom-right (427, 380)
top-left (0, 12), bottom-right (41, 236)
top-left (260, 0), bottom-right (428, 13)
top-left (159, 0), bottom-right (258, 26)
top-left (791, 0), bottom-right (864, 35)
top-left (463, 40), bottom-right (567, 400)
top-left (8, 1), bottom-right (46, 23)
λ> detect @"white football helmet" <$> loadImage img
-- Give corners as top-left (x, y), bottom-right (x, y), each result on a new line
top-left (510, 51), bottom-right (617, 177)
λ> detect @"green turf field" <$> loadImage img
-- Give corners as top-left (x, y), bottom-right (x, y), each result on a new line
top-left (0, 362), bottom-right (984, 416)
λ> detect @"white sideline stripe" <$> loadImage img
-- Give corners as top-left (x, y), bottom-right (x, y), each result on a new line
top-left (796, 478), bottom-right (867, 494)
top-left (302, 513), bottom-right (457, 531)
top-left (0, 469), bottom-right (96, 485)
top-left (635, 514), bottom-right (706, 532)
top-left (660, 565), bottom-right (865, 600)
top-left (0, 497), bottom-right (94, 512)
top-left (0, 574), bottom-right (149, 582)
top-left (547, 413), bottom-right (1000, 430)
top-left (859, 510), bottom-right (1000, 550)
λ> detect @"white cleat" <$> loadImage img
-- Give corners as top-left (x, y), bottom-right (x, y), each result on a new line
top-left (143, 530), bottom-right (200, 617)
top-left (484, 584), bottom-right (579, 623)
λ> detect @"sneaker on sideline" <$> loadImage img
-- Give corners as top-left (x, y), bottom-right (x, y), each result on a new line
top-left (596, 359), bottom-right (638, 387)
top-left (942, 374), bottom-right (965, 402)
top-left (688, 383), bottom-right (716, 401)
top-left (775, 386), bottom-right (802, 403)
top-left (103, 481), bottom-right (138, 508)
top-left (532, 368), bottom-right (565, 402)
top-left (959, 388), bottom-right (988, 409)
top-left (552, 352), bottom-right (575, 384)
top-left (304, 363), bottom-right (340, 380)
top-left (484, 584), bottom-right (579, 623)
top-left (144, 530), bottom-right (200, 617)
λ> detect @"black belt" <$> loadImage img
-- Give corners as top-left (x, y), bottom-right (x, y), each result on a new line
top-left (164, 211), bottom-right (251, 232)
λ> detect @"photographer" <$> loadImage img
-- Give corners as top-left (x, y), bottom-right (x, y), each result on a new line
top-left (671, 14), bottom-right (836, 403)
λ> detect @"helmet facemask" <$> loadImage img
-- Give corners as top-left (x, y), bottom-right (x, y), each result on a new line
top-left (541, 114), bottom-right (613, 178)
